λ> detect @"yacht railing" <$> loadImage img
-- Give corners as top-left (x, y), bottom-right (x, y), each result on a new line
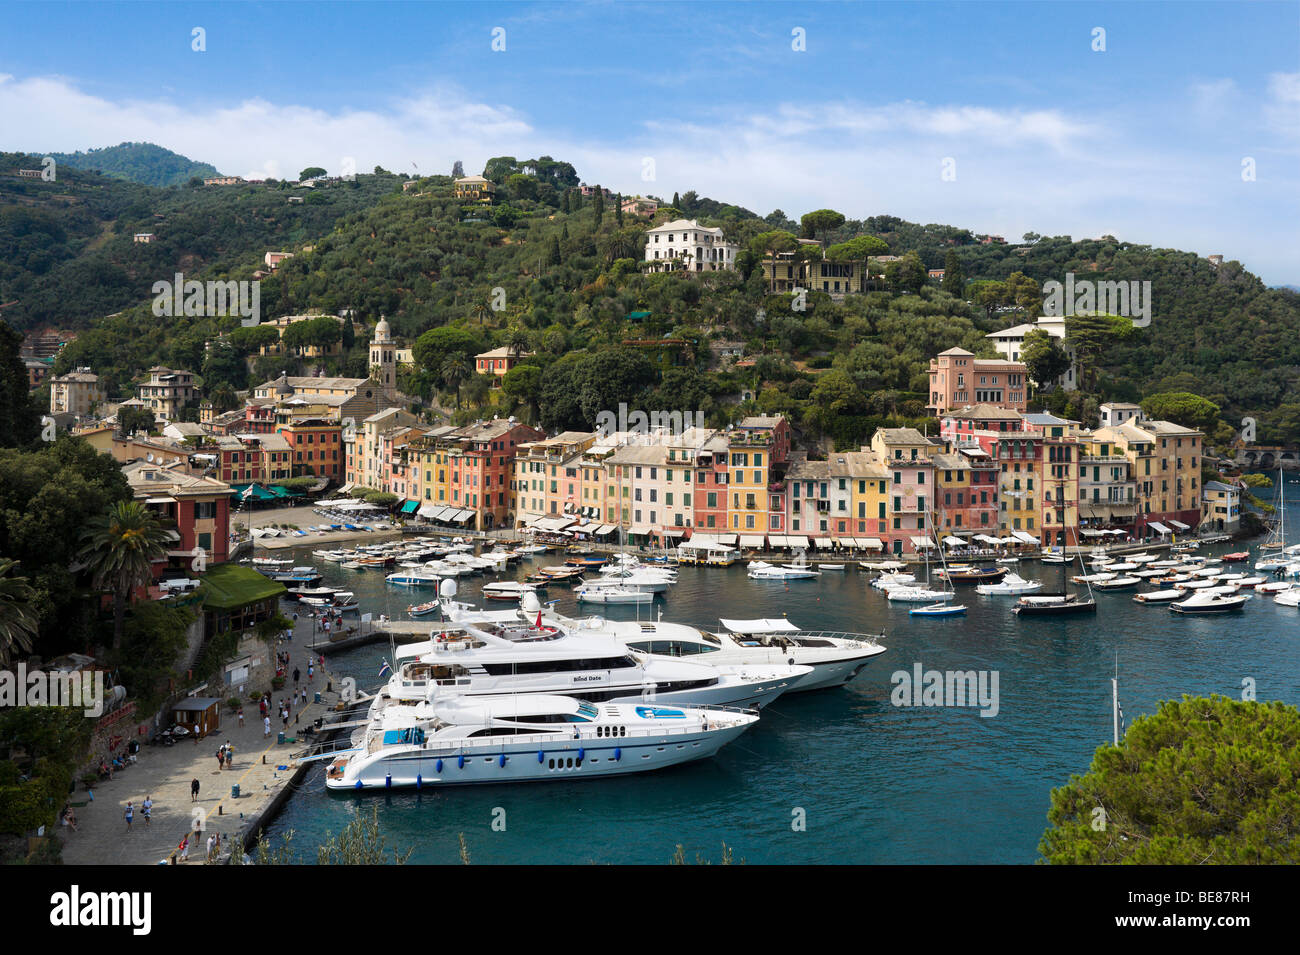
top-left (735, 629), bottom-right (887, 647)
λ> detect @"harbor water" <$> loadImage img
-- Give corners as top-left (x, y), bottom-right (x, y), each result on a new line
top-left (263, 486), bottom-right (1300, 864)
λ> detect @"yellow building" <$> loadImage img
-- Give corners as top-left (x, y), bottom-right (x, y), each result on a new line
top-left (453, 175), bottom-right (495, 204)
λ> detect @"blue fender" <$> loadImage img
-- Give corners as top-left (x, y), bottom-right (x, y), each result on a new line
top-left (498, 753), bottom-right (507, 768)
top-left (537, 751), bottom-right (545, 763)
top-left (613, 747), bottom-right (621, 761)
top-left (435, 759), bottom-right (443, 773)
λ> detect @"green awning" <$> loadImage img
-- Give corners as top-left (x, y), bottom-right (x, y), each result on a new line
top-left (200, 564), bottom-right (286, 610)
top-left (626, 310), bottom-right (651, 321)
top-left (400, 500), bottom-right (419, 513)
top-left (268, 486), bottom-right (292, 498)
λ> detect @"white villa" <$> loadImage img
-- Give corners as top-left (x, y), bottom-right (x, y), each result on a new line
top-left (644, 219), bottom-right (737, 273)
top-left (986, 315), bottom-right (1078, 390)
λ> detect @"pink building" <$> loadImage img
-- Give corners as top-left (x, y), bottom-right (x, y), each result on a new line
top-left (927, 348), bottom-right (1028, 415)
top-left (871, 428), bottom-right (938, 555)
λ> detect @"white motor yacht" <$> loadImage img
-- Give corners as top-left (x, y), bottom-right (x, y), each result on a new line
top-left (748, 560), bottom-right (819, 580)
top-left (976, 573), bottom-right (1043, 596)
top-left (324, 694), bottom-right (758, 790)
top-left (565, 615), bottom-right (887, 693)
top-left (885, 586), bottom-right (953, 603)
top-left (1170, 590), bottom-right (1249, 614)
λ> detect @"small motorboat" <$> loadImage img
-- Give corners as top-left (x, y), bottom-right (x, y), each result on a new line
top-left (386, 572), bottom-right (440, 586)
top-left (1092, 575), bottom-right (1141, 591)
top-left (910, 602), bottom-right (967, 617)
top-left (1133, 589), bottom-right (1183, 604)
top-left (885, 587), bottom-right (954, 603)
top-left (936, 566), bottom-right (1008, 584)
top-left (1040, 553), bottom-right (1070, 564)
top-left (871, 572), bottom-right (917, 590)
top-left (1170, 590), bottom-right (1249, 614)
top-left (407, 600), bottom-right (440, 617)
top-left (482, 582), bottom-right (541, 602)
top-left (1256, 580), bottom-right (1294, 595)
top-left (748, 560), bottom-right (819, 580)
top-left (1014, 592), bottom-right (1097, 616)
top-left (976, 573), bottom-right (1042, 596)
top-left (860, 560), bottom-right (905, 571)
top-left (816, 563), bottom-right (846, 572)
top-left (994, 557), bottom-right (1019, 564)
top-left (1274, 589), bottom-right (1300, 607)
top-left (576, 585), bottom-right (653, 605)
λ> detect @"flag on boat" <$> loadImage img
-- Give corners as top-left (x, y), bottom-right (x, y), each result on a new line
top-left (378, 660), bottom-right (391, 678)
top-left (535, 609), bottom-right (543, 629)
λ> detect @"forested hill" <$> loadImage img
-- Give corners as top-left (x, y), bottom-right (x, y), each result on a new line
top-left (0, 152), bottom-right (401, 332)
top-left (9, 151), bottom-right (1300, 446)
top-left (47, 142), bottom-right (220, 187)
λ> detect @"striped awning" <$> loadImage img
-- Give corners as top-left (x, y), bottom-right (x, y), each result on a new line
top-left (786, 535), bottom-right (810, 549)
top-left (814, 538), bottom-right (834, 548)
top-left (594, 524), bottom-right (617, 536)
top-left (739, 535), bottom-right (765, 548)
top-left (1168, 519), bottom-right (1190, 531)
top-left (943, 536), bottom-right (965, 547)
top-left (910, 536), bottom-right (935, 548)
top-left (1147, 522), bottom-right (1172, 535)
top-left (1012, 530), bottom-right (1038, 544)
top-left (857, 537), bottom-right (884, 549)
top-left (716, 534), bottom-right (738, 545)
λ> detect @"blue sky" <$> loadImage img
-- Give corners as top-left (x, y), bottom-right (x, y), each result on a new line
top-left (2, 1), bottom-right (1297, 282)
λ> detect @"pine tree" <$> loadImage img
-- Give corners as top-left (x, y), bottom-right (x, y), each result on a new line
top-left (592, 187), bottom-right (604, 225)
top-left (561, 223), bottom-right (570, 241)
top-left (942, 250), bottom-right (965, 296)
top-left (561, 191), bottom-right (570, 215)
top-left (615, 194), bottom-right (623, 225)
top-left (548, 236), bottom-right (562, 266)
top-left (451, 160), bottom-right (464, 178)
top-left (672, 191), bottom-right (680, 208)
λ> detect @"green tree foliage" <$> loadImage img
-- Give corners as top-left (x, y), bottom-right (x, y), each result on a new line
top-left (117, 405), bottom-right (156, 436)
top-left (941, 249), bottom-right (965, 296)
top-left (799, 209), bottom-right (846, 242)
top-left (1040, 695), bottom-right (1300, 864)
top-left (825, 235), bottom-right (888, 262)
top-left (1020, 328), bottom-right (1071, 388)
top-left (1139, 392), bottom-right (1221, 432)
top-left (227, 323), bottom-right (282, 355)
top-left (299, 166), bottom-right (327, 180)
top-left (0, 320), bottom-right (39, 447)
top-left (412, 327), bottom-right (484, 378)
top-left (0, 559), bottom-right (38, 667)
top-left (78, 499), bottom-right (169, 651)
top-left (885, 251), bottom-right (927, 294)
top-left (116, 600), bottom-right (194, 714)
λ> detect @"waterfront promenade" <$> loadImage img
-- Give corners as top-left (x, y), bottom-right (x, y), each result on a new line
top-left (60, 615), bottom-right (341, 865)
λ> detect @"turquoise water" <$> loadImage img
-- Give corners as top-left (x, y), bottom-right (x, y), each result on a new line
top-left (264, 486), bottom-right (1300, 864)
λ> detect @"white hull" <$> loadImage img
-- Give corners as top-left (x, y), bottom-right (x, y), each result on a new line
top-left (327, 722), bottom-right (752, 790)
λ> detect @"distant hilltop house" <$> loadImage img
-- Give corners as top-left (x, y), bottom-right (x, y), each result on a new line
top-left (927, 268), bottom-right (945, 280)
top-left (256, 313), bottom-right (350, 358)
top-left (453, 175), bottom-right (495, 204)
top-left (579, 184), bottom-right (615, 199)
top-left (50, 367), bottom-right (104, 417)
top-left (287, 195), bottom-right (304, 204)
top-left (475, 346), bottom-right (534, 385)
top-left (1207, 254), bottom-right (1224, 267)
top-left (264, 251), bottom-right (294, 269)
top-left (985, 315), bottom-right (1078, 391)
top-left (621, 195), bottom-right (658, 218)
top-left (644, 219), bottom-right (738, 274)
top-left (17, 169), bottom-right (43, 179)
top-left (136, 366), bottom-right (197, 423)
top-left (979, 235), bottom-right (1007, 245)
top-left (133, 233), bottom-right (155, 244)
top-left (760, 239), bottom-right (885, 297)
top-left (203, 176), bottom-right (244, 186)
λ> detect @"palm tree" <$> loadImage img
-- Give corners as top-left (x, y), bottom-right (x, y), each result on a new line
top-left (0, 559), bottom-right (39, 667)
top-left (505, 327), bottom-right (531, 359)
top-left (440, 354), bottom-right (474, 410)
top-left (79, 501), bottom-right (170, 651)
top-left (470, 302), bottom-right (490, 326)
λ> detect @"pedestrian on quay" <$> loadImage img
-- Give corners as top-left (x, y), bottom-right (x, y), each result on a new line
top-left (191, 778), bottom-right (200, 802)
top-left (263, 714), bottom-right (271, 738)
top-left (216, 746), bottom-right (225, 771)
top-left (205, 834), bottom-right (215, 862)
top-left (308, 663), bottom-right (314, 682)
top-left (281, 708), bottom-right (288, 729)
top-left (178, 835), bottom-right (189, 862)
top-left (142, 796), bottom-right (153, 826)
top-left (293, 667), bottom-right (300, 687)
top-left (238, 707), bottom-right (245, 728)
top-left (124, 801), bottom-right (134, 831)
top-left (225, 742), bottom-right (234, 767)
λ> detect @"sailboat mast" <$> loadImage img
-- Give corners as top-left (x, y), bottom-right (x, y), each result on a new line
top-left (1112, 676), bottom-right (1119, 746)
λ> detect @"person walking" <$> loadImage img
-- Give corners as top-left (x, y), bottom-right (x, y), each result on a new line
top-left (263, 714), bottom-right (271, 738)
top-left (124, 801), bottom-right (134, 831)
top-left (237, 707), bottom-right (245, 728)
top-left (142, 796), bottom-right (153, 827)
top-left (216, 745), bottom-right (225, 771)
top-left (308, 663), bottom-right (314, 683)
top-left (205, 834), bottom-right (215, 863)
top-left (191, 778), bottom-right (200, 802)
top-left (224, 742), bottom-right (234, 767)
top-left (178, 835), bottom-right (189, 863)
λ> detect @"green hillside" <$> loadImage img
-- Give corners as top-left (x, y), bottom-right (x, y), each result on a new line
top-left (47, 142), bottom-right (220, 187)
top-left (6, 153), bottom-right (1299, 448)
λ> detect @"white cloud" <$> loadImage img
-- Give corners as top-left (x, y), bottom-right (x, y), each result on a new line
top-left (0, 72), bottom-right (1293, 283)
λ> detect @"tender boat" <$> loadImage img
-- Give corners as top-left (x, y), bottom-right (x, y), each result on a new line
top-left (1132, 589), bottom-right (1183, 604)
top-left (407, 600), bottom-right (440, 617)
top-left (323, 695), bottom-right (759, 790)
top-left (885, 586), bottom-right (953, 603)
top-left (1221, 552), bottom-right (1250, 563)
top-left (860, 560), bottom-right (905, 571)
top-left (910, 603), bottom-right (967, 617)
top-left (1274, 588), bottom-right (1300, 607)
top-left (871, 572), bottom-right (917, 590)
top-left (936, 566), bottom-right (1008, 584)
top-left (1170, 590), bottom-right (1249, 614)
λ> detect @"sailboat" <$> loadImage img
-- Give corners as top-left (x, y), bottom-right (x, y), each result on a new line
top-left (911, 509), bottom-right (966, 617)
top-left (1014, 536), bottom-right (1097, 616)
top-left (1256, 468), bottom-right (1291, 572)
